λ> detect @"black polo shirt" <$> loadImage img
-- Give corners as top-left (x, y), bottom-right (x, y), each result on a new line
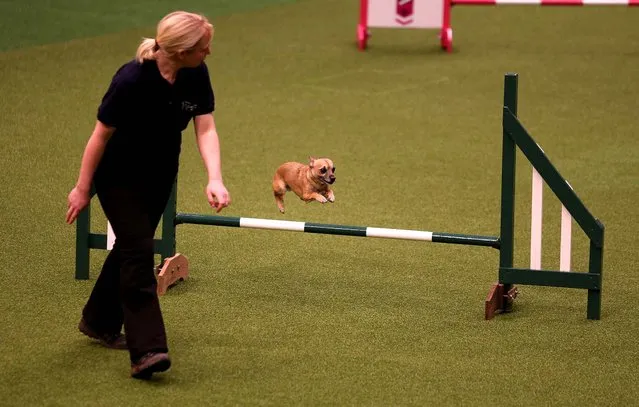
top-left (94, 59), bottom-right (215, 186)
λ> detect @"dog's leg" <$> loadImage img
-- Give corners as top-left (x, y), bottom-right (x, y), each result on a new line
top-left (272, 175), bottom-right (287, 213)
top-left (326, 189), bottom-right (335, 203)
top-left (274, 192), bottom-right (286, 213)
top-left (304, 192), bottom-right (328, 204)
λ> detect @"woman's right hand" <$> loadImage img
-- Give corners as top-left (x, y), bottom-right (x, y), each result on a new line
top-left (66, 186), bottom-right (91, 224)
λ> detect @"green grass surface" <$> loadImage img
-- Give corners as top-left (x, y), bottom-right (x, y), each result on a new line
top-left (0, 0), bottom-right (298, 51)
top-left (1, 0), bottom-right (639, 405)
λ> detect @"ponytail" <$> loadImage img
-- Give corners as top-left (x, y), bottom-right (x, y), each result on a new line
top-left (136, 38), bottom-right (158, 63)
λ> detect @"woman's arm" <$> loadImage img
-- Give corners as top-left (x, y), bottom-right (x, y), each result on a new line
top-left (66, 120), bottom-right (115, 224)
top-left (193, 113), bottom-right (230, 212)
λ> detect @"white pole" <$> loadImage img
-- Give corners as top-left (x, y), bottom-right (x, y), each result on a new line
top-left (560, 205), bottom-right (572, 272)
top-left (107, 222), bottom-right (115, 250)
top-left (530, 168), bottom-right (543, 270)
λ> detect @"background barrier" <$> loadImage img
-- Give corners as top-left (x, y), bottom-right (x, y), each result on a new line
top-left (357, 0), bottom-right (638, 51)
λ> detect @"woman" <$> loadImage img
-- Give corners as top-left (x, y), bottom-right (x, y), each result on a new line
top-left (66, 11), bottom-right (231, 379)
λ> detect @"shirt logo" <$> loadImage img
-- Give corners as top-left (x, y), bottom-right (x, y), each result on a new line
top-left (181, 101), bottom-right (198, 113)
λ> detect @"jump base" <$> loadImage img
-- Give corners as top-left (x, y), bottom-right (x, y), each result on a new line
top-left (485, 283), bottom-right (518, 320)
top-left (156, 253), bottom-right (189, 296)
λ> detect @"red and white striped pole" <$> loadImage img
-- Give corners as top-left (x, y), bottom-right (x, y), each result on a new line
top-left (452, 0), bottom-right (637, 5)
top-left (441, 0), bottom-right (638, 51)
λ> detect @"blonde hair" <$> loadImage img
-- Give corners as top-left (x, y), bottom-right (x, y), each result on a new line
top-left (136, 11), bottom-right (213, 63)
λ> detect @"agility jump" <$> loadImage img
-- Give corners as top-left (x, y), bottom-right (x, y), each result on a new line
top-left (357, 0), bottom-right (638, 52)
top-left (75, 73), bottom-right (605, 320)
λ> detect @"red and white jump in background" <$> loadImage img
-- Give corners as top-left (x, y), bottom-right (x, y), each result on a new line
top-left (357, 0), bottom-right (638, 52)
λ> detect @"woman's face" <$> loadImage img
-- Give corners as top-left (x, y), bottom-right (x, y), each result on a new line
top-left (181, 29), bottom-right (211, 68)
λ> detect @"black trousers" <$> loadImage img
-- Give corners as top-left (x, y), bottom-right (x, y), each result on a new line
top-left (82, 179), bottom-right (174, 362)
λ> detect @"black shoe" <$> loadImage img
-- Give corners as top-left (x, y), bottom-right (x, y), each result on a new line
top-left (78, 318), bottom-right (127, 350)
top-left (131, 352), bottom-right (171, 379)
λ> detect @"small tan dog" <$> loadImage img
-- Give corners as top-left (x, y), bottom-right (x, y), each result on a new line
top-left (272, 157), bottom-right (336, 213)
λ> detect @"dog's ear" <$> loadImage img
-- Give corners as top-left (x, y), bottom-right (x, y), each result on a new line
top-left (308, 156), bottom-right (316, 166)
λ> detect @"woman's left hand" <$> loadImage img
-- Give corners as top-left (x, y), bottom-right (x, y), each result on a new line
top-left (205, 180), bottom-right (231, 213)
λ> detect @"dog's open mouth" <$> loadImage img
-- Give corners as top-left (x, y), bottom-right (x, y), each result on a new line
top-left (322, 178), bottom-right (335, 185)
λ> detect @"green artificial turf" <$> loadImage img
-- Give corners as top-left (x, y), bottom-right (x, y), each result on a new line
top-left (1, 0), bottom-right (638, 405)
top-left (0, 0), bottom-right (298, 51)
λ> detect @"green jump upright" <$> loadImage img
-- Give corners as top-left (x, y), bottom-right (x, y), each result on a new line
top-left (499, 73), bottom-right (518, 313)
top-left (74, 182), bottom-right (178, 279)
top-left (499, 73), bottom-right (605, 320)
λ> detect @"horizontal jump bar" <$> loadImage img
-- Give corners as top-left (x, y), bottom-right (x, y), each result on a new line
top-left (452, 0), bottom-right (638, 5)
top-left (175, 213), bottom-right (500, 249)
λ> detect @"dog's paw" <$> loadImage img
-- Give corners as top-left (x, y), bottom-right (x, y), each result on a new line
top-left (327, 195), bottom-right (335, 203)
top-left (317, 196), bottom-right (328, 204)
